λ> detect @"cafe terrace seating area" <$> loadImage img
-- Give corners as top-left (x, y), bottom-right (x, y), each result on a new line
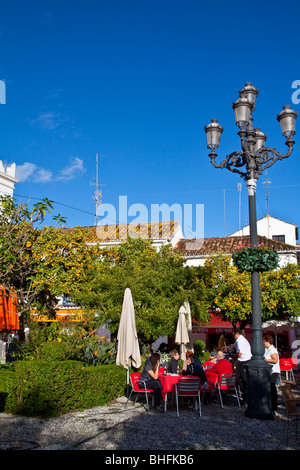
top-left (126, 358), bottom-right (299, 436)
top-left (126, 363), bottom-right (242, 415)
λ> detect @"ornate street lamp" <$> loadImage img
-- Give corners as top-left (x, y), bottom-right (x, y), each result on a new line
top-left (205, 83), bottom-right (298, 420)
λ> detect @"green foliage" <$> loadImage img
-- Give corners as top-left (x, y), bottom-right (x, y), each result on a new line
top-left (0, 323), bottom-right (124, 417)
top-left (0, 196), bottom-right (64, 309)
top-left (70, 238), bottom-right (208, 344)
top-left (193, 339), bottom-right (209, 363)
top-left (198, 253), bottom-right (300, 329)
top-left (260, 263), bottom-right (300, 320)
top-left (14, 322), bottom-right (83, 361)
top-left (0, 370), bottom-right (16, 411)
top-left (0, 361), bottom-right (126, 416)
top-left (232, 244), bottom-right (279, 273)
top-left (83, 336), bottom-right (117, 365)
top-left (16, 323), bottom-right (117, 365)
top-left (35, 341), bottom-right (83, 362)
top-left (196, 254), bottom-right (252, 328)
top-left (32, 225), bottom-right (102, 307)
top-left (0, 195), bottom-right (102, 340)
top-left (0, 195), bottom-right (210, 346)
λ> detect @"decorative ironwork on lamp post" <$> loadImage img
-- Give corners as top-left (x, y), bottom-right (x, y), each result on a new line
top-left (205, 82), bottom-right (298, 420)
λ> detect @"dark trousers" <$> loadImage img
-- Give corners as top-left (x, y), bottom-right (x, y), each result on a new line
top-left (235, 360), bottom-right (247, 403)
top-left (270, 373), bottom-right (279, 410)
top-left (146, 378), bottom-right (162, 407)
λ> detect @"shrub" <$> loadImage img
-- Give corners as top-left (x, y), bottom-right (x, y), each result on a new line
top-left (193, 340), bottom-right (209, 363)
top-left (15, 324), bottom-right (117, 365)
top-left (0, 361), bottom-right (126, 416)
top-left (35, 341), bottom-right (85, 362)
top-left (83, 336), bottom-right (117, 365)
top-left (0, 369), bottom-right (16, 411)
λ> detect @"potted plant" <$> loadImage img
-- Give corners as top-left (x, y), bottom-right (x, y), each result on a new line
top-left (232, 244), bottom-right (279, 273)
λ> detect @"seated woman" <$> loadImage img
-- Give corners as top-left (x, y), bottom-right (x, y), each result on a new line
top-left (183, 354), bottom-right (209, 389)
top-left (167, 349), bottom-right (180, 373)
top-left (182, 350), bottom-right (194, 373)
top-left (139, 352), bottom-right (163, 411)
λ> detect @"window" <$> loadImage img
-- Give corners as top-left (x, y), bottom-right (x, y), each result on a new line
top-left (272, 235), bottom-right (285, 243)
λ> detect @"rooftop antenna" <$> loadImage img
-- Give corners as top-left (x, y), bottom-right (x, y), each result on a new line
top-left (237, 183), bottom-right (242, 231)
top-left (223, 189), bottom-right (226, 236)
top-left (92, 153), bottom-right (106, 226)
top-left (263, 171), bottom-right (271, 238)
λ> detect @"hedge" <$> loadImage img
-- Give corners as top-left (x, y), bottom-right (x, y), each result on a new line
top-left (0, 360), bottom-right (127, 417)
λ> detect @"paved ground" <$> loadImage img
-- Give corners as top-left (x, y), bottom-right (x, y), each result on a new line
top-left (0, 387), bottom-right (299, 455)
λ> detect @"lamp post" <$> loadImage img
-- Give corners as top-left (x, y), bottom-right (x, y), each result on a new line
top-left (205, 83), bottom-right (298, 420)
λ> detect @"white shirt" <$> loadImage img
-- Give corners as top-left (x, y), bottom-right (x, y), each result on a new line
top-left (264, 345), bottom-right (280, 374)
top-left (234, 335), bottom-right (252, 362)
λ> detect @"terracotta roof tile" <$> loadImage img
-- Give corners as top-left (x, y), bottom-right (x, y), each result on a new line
top-left (64, 220), bottom-right (178, 243)
top-left (174, 235), bottom-right (299, 256)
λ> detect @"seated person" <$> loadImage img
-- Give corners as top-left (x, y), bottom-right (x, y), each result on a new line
top-left (158, 342), bottom-right (170, 354)
top-left (139, 353), bottom-right (163, 411)
top-left (182, 350), bottom-right (193, 373)
top-left (183, 354), bottom-right (209, 389)
top-left (209, 347), bottom-right (218, 362)
top-left (209, 350), bottom-right (233, 380)
top-left (167, 349), bottom-right (180, 373)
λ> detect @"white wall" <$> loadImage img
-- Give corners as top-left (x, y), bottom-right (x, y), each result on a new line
top-left (183, 250), bottom-right (298, 268)
top-left (230, 216), bottom-right (298, 246)
top-left (0, 161), bottom-right (18, 197)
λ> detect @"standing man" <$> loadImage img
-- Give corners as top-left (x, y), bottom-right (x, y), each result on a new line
top-left (233, 328), bottom-right (252, 404)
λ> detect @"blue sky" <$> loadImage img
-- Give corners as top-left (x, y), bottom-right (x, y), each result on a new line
top-left (0, 0), bottom-right (300, 239)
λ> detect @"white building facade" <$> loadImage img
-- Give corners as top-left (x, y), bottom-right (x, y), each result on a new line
top-left (0, 161), bottom-right (18, 197)
top-left (230, 215), bottom-right (298, 247)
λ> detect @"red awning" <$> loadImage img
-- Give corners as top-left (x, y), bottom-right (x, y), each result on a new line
top-left (0, 288), bottom-right (19, 331)
top-left (193, 314), bottom-right (250, 333)
top-left (208, 315), bottom-right (234, 328)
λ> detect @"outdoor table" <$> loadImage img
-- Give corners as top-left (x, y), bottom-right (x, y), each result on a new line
top-left (158, 373), bottom-right (198, 412)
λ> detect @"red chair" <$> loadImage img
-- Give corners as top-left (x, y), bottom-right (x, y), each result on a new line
top-left (159, 368), bottom-right (165, 374)
top-left (200, 371), bottom-right (218, 404)
top-left (174, 378), bottom-right (201, 417)
top-left (204, 361), bottom-right (215, 369)
top-left (217, 373), bottom-right (240, 408)
top-left (126, 372), bottom-right (154, 411)
top-left (280, 358), bottom-right (295, 381)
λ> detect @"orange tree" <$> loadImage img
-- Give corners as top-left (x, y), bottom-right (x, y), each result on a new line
top-left (0, 196), bottom-right (101, 337)
top-left (260, 263), bottom-right (300, 321)
top-left (196, 253), bottom-right (300, 330)
top-left (69, 237), bottom-right (209, 346)
top-left (0, 196), bottom-right (62, 315)
top-left (32, 225), bottom-right (102, 311)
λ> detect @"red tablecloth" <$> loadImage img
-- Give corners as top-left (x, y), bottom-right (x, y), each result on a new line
top-left (159, 374), bottom-right (203, 403)
top-left (159, 371), bottom-right (219, 401)
top-left (159, 373), bottom-right (185, 411)
top-left (159, 373), bottom-right (183, 401)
